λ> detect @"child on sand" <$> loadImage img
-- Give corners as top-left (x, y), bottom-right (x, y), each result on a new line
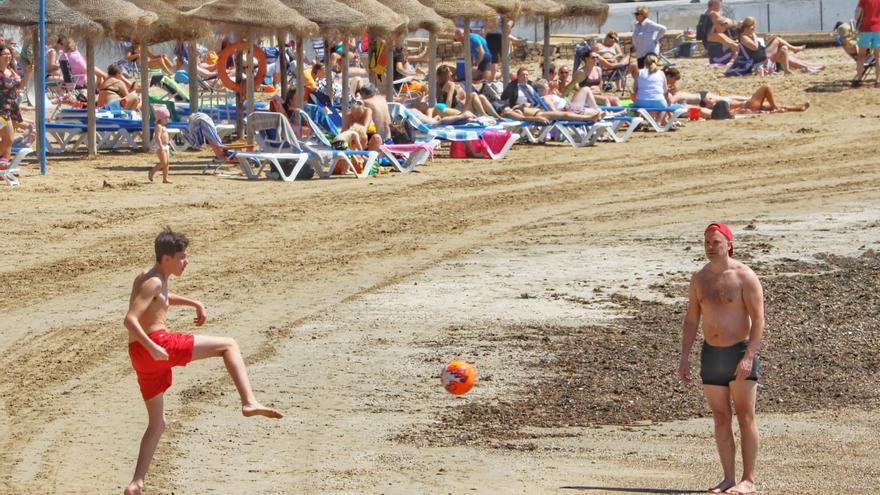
top-left (123, 228), bottom-right (282, 495)
top-left (148, 106), bottom-right (172, 183)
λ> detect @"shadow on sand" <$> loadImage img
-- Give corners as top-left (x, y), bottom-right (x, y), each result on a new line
top-left (560, 486), bottom-right (705, 494)
top-left (803, 80), bottom-right (854, 93)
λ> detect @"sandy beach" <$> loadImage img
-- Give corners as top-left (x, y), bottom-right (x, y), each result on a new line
top-left (1, 47), bottom-right (879, 494)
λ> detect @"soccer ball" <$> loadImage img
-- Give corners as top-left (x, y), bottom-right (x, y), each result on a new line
top-left (440, 360), bottom-right (476, 395)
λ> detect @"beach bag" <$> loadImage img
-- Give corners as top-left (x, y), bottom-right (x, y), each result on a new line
top-left (369, 40), bottom-right (387, 76)
top-left (449, 139), bottom-right (488, 159)
top-left (479, 81), bottom-right (503, 102)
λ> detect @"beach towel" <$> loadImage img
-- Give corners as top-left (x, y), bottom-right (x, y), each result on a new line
top-left (481, 130), bottom-right (514, 157)
top-left (183, 112), bottom-right (223, 149)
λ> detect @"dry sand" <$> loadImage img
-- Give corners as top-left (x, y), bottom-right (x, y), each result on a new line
top-left (1, 48), bottom-right (879, 494)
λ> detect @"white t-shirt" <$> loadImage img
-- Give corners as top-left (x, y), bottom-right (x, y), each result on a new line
top-left (636, 68), bottom-right (667, 104)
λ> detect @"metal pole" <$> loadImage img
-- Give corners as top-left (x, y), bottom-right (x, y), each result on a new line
top-left (325, 36), bottom-right (334, 103)
top-left (464, 18), bottom-right (473, 102)
top-left (341, 35), bottom-right (350, 112)
top-left (86, 40), bottom-right (96, 157)
top-left (140, 42), bottom-right (150, 152)
top-left (501, 16), bottom-right (510, 84)
top-left (543, 17), bottom-right (551, 81)
top-left (188, 40), bottom-right (198, 113)
top-left (427, 31), bottom-right (437, 106)
top-left (279, 32), bottom-right (288, 99)
top-left (234, 46), bottom-right (243, 139)
top-left (385, 34), bottom-right (394, 102)
top-left (295, 36), bottom-right (305, 109)
top-left (246, 36), bottom-right (255, 145)
top-left (38, 0), bottom-right (47, 174)
top-left (766, 3), bottom-right (771, 33)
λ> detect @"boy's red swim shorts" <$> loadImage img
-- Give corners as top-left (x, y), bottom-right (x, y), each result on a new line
top-left (128, 330), bottom-right (195, 400)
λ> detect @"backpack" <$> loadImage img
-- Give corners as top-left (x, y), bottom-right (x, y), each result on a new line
top-left (696, 13), bottom-right (713, 43)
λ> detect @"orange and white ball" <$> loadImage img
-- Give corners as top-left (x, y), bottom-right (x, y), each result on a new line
top-left (440, 360), bottom-right (477, 395)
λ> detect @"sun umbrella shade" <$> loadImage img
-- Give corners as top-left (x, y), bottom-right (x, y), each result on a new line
top-left (519, 0), bottom-right (563, 17)
top-left (377, 0), bottom-right (452, 33)
top-left (127, 0), bottom-right (211, 43)
top-left (62, 0), bottom-right (158, 39)
top-left (0, 0), bottom-right (103, 37)
top-left (334, 0), bottom-right (408, 34)
top-left (549, 0), bottom-right (608, 25)
top-left (182, 0), bottom-right (318, 35)
top-left (417, 0), bottom-right (497, 22)
top-left (279, 0), bottom-right (368, 35)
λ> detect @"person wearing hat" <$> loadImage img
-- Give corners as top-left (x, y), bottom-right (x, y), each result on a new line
top-left (679, 223), bottom-right (765, 495)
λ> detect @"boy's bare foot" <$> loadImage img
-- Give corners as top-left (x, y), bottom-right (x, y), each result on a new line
top-left (147, 169), bottom-right (154, 182)
top-left (708, 480), bottom-right (736, 493)
top-left (242, 403), bottom-right (283, 419)
top-left (123, 481), bottom-right (143, 495)
top-left (726, 480), bottom-right (756, 494)
top-left (801, 102), bottom-right (810, 111)
top-left (162, 179), bottom-right (172, 184)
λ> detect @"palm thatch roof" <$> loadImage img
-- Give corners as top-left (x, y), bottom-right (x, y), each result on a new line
top-left (280, 0), bottom-right (369, 35)
top-left (519, 0), bottom-right (563, 17)
top-left (0, 0), bottom-right (103, 38)
top-left (480, 0), bottom-right (519, 17)
top-left (62, 0), bottom-right (158, 39)
top-left (127, 0), bottom-right (211, 43)
top-left (548, 0), bottom-right (608, 25)
top-left (377, 0), bottom-right (453, 33)
top-left (181, 0), bottom-right (318, 35)
top-left (333, 0), bottom-right (408, 34)
top-left (417, 0), bottom-right (497, 22)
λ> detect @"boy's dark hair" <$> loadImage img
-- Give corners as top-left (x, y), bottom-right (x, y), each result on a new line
top-left (357, 82), bottom-right (377, 98)
top-left (155, 227), bottom-right (189, 262)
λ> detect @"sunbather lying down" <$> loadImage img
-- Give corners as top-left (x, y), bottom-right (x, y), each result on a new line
top-left (683, 84), bottom-right (808, 119)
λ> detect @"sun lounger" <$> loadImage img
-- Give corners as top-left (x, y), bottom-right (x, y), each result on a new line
top-left (2, 146), bottom-right (32, 188)
top-left (378, 140), bottom-right (441, 173)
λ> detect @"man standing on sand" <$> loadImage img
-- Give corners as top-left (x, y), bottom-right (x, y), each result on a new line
top-left (123, 228), bottom-right (282, 495)
top-left (679, 223), bottom-right (765, 495)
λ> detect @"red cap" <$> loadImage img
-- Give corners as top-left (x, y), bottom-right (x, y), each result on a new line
top-left (705, 222), bottom-right (734, 256)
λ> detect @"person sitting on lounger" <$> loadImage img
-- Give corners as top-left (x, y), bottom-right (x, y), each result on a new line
top-left (125, 41), bottom-right (174, 75)
top-left (728, 17), bottom-right (823, 76)
top-left (98, 64), bottom-right (140, 109)
top-left (562, 47), bottom-right (620, 106)
top-left (534, 79), bottom-right (605, 122)
top-left (633, 54), bottom-right (683, 126)
top-left (435, 64), bottom-right (502, 119)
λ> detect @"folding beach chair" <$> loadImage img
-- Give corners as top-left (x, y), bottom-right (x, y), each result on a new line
top-left (247, 111), bottom-right (378, 179)
top-left (2, 146), bottom-right (32, 188)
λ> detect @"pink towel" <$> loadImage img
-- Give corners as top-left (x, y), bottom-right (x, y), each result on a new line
top-left (480, 130), bottom-right (512, 157)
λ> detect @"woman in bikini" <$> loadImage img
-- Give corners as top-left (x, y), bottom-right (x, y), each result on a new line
top-left (98, 64), bottom-right (140, 108)
top-left (562, 48), bottom-right (620, 106)
top-left (738, 17), bottom-right (823, 74)
top-left (435, 64), bottom-right (501, 120)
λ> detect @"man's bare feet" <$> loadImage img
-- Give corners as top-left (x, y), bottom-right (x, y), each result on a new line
top-left (123, 481), bottom-right (143, 495)
top-left (708, 479), bottom-right (736, 493)
top-left (726, 480), bottom-right (756, 494)
top-left (242, 403), bottom-right (283, 419)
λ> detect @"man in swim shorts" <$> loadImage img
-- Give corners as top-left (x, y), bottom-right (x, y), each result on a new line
top-left (123, 228), bottom-right (282, 495)
top-left (679, 222), bottom-right (765, 495)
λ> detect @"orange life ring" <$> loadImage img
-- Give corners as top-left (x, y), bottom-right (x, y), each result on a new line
top-left (217, 42), bottom-right (268, 96)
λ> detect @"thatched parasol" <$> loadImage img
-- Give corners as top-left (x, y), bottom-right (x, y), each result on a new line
top-left (480, 0), bottom-right (519, 18)
top-left (181, 0), bottom-right (319, 34)
top-left (62, 0), bottom-right (158, 39)
top-left (127, 0), bottom-right (211, 44)
top-left (519, 0), bottom-right (563, 17)
top-left (0, 0), bottom-right (103, 37)
top-left (378, 0), bottom-right (453, 33)
top-left (548, 0), bottom-right (608, 24)
top-left (333, 0), bottom-right (408, 34)
top-left (417, 0), bottom-right (497, 21)
top-left (282, 0), bottom-right (368, 35)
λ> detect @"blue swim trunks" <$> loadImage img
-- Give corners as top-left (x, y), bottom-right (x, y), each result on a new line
top-left (858, 31), bottom-right (880, 49)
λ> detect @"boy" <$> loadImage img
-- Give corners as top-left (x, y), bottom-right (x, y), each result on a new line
top-left (124, 228), bottom-right (282, 495)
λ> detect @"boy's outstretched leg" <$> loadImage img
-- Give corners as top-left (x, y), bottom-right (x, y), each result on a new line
top-left (191, 335), bottom-right (283, 418)
top-left (125, 394), bottom-right (166, 495)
